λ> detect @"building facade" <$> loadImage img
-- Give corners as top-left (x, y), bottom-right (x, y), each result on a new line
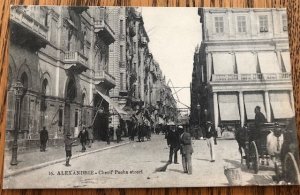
top-left (7, 6), bottom-right (178, 148)
top-left (7, 6), bottom-right (119, 146)
top-left (191, 8), bottom-right (294, 128)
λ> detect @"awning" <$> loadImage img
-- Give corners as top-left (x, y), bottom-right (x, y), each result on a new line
top-left (269, 92), bottom-right (294, 119)
top-left (218, 94), bottom-right (240, 121)
top-left (236, 52), bottom-right (257, 74)
top-left (96, 90), bottom-right (128, 115)
top-left (281, 52), bottom-right (291, 72)
top-left (257, 52), bottom-right (281, 73)
top-left (212, 53), bottom-right (235, 74)
top-left (244, 93), bottom-right (266, 120)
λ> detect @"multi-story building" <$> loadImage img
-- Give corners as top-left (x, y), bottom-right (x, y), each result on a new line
top-left (191, 8), bottom-right (294, 128)
top-left (7, 6), bottom-right (179, 148)
top-left (7, 6), bottom-right (120, 147)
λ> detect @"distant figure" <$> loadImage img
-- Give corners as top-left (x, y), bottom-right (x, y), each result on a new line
top-left (179, 126), bottom-right (193, 174)
top-left (64, 132), bottom-right (76, 167)
top-left (167, 124), bottom-right (180, 164)
top-left (205, 121), bottom-right (217, 162)
top-left (39, 127), bottom-right (48, 152)
top-left (87, 125), bottom-right (94, 148)
top-left (116, 125), bottom-right (122, 143)
top-left (107, 127), bottom-right (112, 144)
top-left (78, 126), bottom-right (89, 152)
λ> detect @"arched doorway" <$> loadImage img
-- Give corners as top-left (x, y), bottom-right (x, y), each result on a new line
top-left (64, 75), bottom-right (77, 136)
top-left (19, 72), bottom-right (29, 138)
top-left (40, 78), bottom-right (49, 128)
top-left (93, 94), bottom-right (109, 141)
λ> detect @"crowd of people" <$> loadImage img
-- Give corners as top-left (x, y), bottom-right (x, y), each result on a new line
top-left (164, 121), bottom-right (218, 174)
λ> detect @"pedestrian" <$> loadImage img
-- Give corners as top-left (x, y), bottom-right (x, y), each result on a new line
top-left (39, 126), bottom-right (48, 152)
top-left (116, 125), bottom-right (122, 143)
top-left (179, 125), bottom-right (193, 174)
top-left (64, 132), bottom-right (76, 167)
top-left (205, 121), bottom-right (217, 162)
top-left (109, 126), bottom-right (114, 141)
top-left (106, 127), bottom-right (114, 145)
top-left (78, 126), bottom-right (89, 152)
top-left (87, 125), bottom-right (94, 148)
top-left (167, 124), bottom-right (180, 164)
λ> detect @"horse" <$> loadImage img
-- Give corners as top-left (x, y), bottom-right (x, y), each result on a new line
top-left (234, 126), bottom-right (248, 164)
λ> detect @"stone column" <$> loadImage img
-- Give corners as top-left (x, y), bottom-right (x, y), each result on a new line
top-left (207, 52), bottom-right (212, 81)
top-left (264, 91), bottom-right (271, 122)
top-left (238, 91), bottom-right (245, 127)
top-left (213, 92), bottom-right (219, 128)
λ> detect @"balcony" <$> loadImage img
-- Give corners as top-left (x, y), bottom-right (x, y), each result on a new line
top-left (94, 20), bottom-right (115, 45)
top-left (119, 89), bottom-right (128, 97)
top-left (95, 71), bottom-right (116, 89)
top-left (10, 7), bottom-right (49, 50)
top-left (211, 73), bottom-right (291, 82)
top-left (64, 51), bottom-right (88, 73)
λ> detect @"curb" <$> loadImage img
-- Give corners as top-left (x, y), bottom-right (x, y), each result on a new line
top-left (4, 141), bottom-right (131, 178)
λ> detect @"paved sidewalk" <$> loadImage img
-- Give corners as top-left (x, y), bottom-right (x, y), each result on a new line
top-left (4, 139), bottom-right (131, 177)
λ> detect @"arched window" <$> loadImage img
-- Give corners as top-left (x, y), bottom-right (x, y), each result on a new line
top-left (82, 93), bottom-right (86, 105)
top-left (42, 79), bottom-right (50, 96)
top-left (66, 77), bottom-right (76, 101)
top-left (20, 72), bottom-right (28, 91)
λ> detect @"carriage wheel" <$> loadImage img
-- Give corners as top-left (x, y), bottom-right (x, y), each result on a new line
top-left (249, 141), bottom-right (259, 174)
top-left (284, 152), bottom-right (300, 184)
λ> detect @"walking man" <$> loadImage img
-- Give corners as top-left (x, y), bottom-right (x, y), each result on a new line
top-left (206, 121), bottom-right (217, 162)
top-left (87, 125), bottom-right (94, 148)
top-left (78, 126), bottom-right (89, 152)
top-left (179, 126), bottom-right (193, 174)
top-left (39, 126), bottom-right (48, 152)
top-left (64, 132), bottom-right (76, 167)
top-left (167, 124), bottom-right (180, 164)
top-left (116, 125), bottom-right (122, 143)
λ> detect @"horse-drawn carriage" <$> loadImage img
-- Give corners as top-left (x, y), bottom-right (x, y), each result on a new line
top-left (236, 119), bottom-right (300, 184)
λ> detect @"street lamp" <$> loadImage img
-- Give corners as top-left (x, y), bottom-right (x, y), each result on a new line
top-left (11, 81), bottom-right (24, 165)
top-left (196, 103), bottom-right (201, 139)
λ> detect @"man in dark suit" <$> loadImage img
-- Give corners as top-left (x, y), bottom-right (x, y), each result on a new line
top-left (179, 126), bottom-right (193, 174)
top-left (167, 124), bottom-right (180, 164)
top-left (78, 126), bottom-right (89, 152)
top-left (252, 106), bottom-right (267, 142)
top-left (39, 127), bottom-right (48, 152)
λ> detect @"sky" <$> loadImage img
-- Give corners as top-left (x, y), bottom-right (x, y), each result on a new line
top-left (141, 7), bottom-right (202, 114)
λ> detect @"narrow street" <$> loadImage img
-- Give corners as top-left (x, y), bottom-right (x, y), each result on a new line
top-left (4, 134), bottom-right (275, 189)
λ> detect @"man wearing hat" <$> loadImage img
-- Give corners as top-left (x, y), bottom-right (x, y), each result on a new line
top-left (167, 124), bottom-right (180, 164)
top-left (78, 125), bottom-right (89, 152)
top-left (252, 106), bottom-right (267, 144)
top-left (64, 132), bottom-right (76, 166)
top-left (179, 125), bottom-right (193, 174)
top-left (205, 121), bottom-right (216, 162)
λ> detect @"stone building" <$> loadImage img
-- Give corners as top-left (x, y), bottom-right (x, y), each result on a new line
top-left (7, 6), bottom-right (179, 148)
top-left (7, 6), bottom-right (119, 146)
top-left (191, 8), bottom-right (294, 128)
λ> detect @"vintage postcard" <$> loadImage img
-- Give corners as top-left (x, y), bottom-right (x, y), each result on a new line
top-left (2, 6), bottom-right (300, 188)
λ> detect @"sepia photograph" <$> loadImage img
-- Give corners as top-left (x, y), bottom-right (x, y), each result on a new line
top-left (2, 6), bottom-right (300, 188)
